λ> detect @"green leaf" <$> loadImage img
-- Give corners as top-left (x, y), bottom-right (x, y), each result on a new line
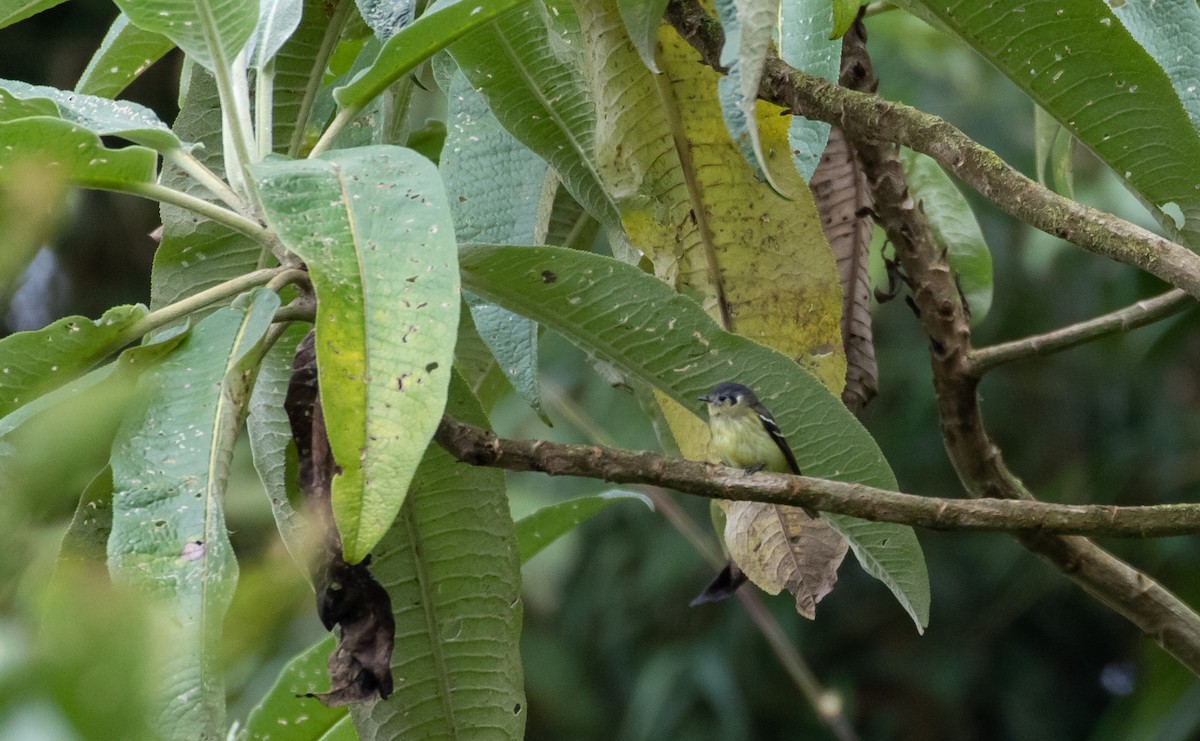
top-left (0, 117), bottom-right (157, 189)
top-left (0, 78), bottom-right (182, 151)
top-left (779, 0), bottom-right (838, 180)
top-left (152, 67), bottom-right (260, 310)
top-left (58, 468), bottom-right (114, 566)
top-left (441, 69), bottom-right (548, 419)
top-left (895, 0), bottom-right (1200, 248)
top-left (617, 0), bottom-right (669, 73)
top-left (75, 13), bottom-right (175, 99)
top-left (250, 146), bottom-right (460, 563)
top-left (0, 0), bottom-right (64, 30)
top-left (829, 0), bottom-right (859, 39)
top-left (271, 0), bottom-right (350, 156)
top-left (0, 327), bottom-right (187, 528)
top-left (714, 0), bottom-right (783, 191)
top-left (447, 2), bottom-right (625, 236)
top-left (240, 636), bottom-right (350, 741)
top-left (249, 0), bottom-right (304, 68)
top-left (460, 244), bottom-right (930, 630)
top-left (333, 0), bottom-right (530, 111)
top-left (351, 372), bottom-right (525, 739)
top-left (246, 321), bottom-right (313, 570)
top-left (0, 304), bottom-right (147, 419)
top-left (114, 0), bottom-right (259, 73)
top-left (517, 490), bottom-right (654, 562)
top-left (108, 288), bottom-right (279, 741)
top-left (899, 148), bottom-right (993, 324)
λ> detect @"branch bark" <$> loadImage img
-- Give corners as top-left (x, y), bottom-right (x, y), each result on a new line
top-left (663, 0), bottom-right (1200, 300)
top-left (435, 416), bottom-right (1200, 538)
top-left (967, 288), bottom-right (1192, 375)
top-left (660, 0), bottom-right (1200, 674)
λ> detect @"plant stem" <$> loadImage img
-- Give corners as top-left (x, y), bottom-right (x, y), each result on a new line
top-left (309, 107), bottom-right (354, 158)
top-left (124, 182), bottom-right (270, 244)
top-left (969, 288), bottom-right (1192, 375)
top-left (118, 267), bottom-right (294, 345)
top-left (256, 60), bottom-right (276, 160)
top-left (164, 149), bottom-right (246, 211)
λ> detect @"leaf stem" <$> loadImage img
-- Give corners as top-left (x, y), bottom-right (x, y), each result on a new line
top-left (118, 266), bottom-right (298, 345)
top-left (124, 182), bottom-right (271, 243)
top-left (256, 60), bottom-right (276, 159)
top-left (309, 107), bottom-right (354, 158)
top-left (164, 148), bottom-right (246, 211)
top-left (968, 288), bottom-right (1192, 375)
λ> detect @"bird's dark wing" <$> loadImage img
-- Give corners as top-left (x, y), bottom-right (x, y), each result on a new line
top-left (753, 402), bottom-right (801, 475)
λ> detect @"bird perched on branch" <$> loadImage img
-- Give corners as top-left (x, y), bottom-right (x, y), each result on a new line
top-left (691, 381), bottom-right (812, 605)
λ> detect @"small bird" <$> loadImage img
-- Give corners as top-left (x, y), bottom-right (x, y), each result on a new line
top-left (691, 381), bottom-right (807, 606)
top-left (699, 381), bottom-right (801, 476)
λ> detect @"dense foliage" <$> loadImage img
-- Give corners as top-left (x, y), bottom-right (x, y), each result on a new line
top-left (2, 0), bottom-right (1199, 739)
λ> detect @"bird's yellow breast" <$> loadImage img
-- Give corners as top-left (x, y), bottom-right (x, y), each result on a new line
top-left (708, 409), bottom-right (790, 472)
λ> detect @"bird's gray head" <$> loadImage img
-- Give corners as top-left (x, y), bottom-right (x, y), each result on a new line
top-left (699, 382), bottom-right (758, 408)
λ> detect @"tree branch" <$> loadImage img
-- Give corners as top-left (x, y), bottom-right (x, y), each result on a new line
top-left (435, 416), bottom-right (1200, 538)
top-left (663, 0), bottom-right (1200, 300)
top-left (968, 288), bottom-right (1193, 375)
top-left (815, 17), bottom-right (1200, 674)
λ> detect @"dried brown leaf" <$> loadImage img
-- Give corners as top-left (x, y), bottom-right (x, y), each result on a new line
top-left (811, 126), bottom-right (877, 413)
top-left (723, 501), bottom-right (849, 619)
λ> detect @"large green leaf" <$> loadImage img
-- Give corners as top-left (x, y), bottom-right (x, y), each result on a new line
top-left (779, 0), bottom-right (838, 180)
top-left (460, 244), bottom-right (930, 630)
top-left (899, 148), bottom-right (993, 324)
top-left (0, 78), bottom-right (181, 151)
top-left (448, 1), bottom-right (625, 237)
top-left (351, 372), bottom-right (525, 739)
top-left (152, 67), bottom-right (261, 310)
top-left (442, 69), bottom-right (548, 419)
top-left (108, 288), bottom-right (279, 740)
top-left (0, 304), bottom-right (146, 419)
top-left (271, 0), bottom-right (348, 156)
top-left (114, 0), bottom-right (259, 73)
top-left (250, 146), bottom-right (459, 563)
top-left (74, 13), bottom-right (175, 99)
top-left (0, 117), bottom-right (157, 189)
top-left (333, 0), bottom-right (530, 111)
top-left (0, 326), bottom-right (190, 517)
top-left (896, 0), bottom-right (1200, 247)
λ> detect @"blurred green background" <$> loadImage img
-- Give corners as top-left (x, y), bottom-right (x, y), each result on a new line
top-left (2, 4), bottom-right (1199, 740)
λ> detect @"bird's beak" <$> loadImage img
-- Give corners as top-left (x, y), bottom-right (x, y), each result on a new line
top-left (697, 394), bottom-right (711, 403)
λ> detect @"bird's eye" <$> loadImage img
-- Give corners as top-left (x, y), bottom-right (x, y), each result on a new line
top-left (717, 395), bottom-right (727, 403)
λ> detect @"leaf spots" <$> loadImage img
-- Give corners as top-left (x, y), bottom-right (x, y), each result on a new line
top-left (397, 373), bottom-right (411, 391)
top-left (425, 362), bottom-right (439, 374)
top-left (540, 270), bottom-right (557, 284)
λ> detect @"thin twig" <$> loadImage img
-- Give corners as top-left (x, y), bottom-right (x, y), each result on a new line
top-left (968, 288), bottom-right (1192, 375)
